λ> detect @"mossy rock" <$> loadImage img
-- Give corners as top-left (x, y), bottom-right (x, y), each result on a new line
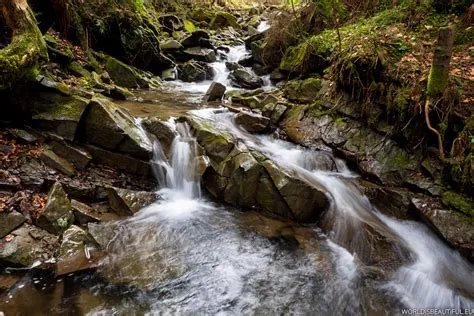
top-left (284, 78), bottom-right (322, 103)
top-left (105, 57), bottom-right (139, 89)
top-left (210, 12), bottom-right (240, 30)
top-left (183, 20), bottom-right (197, 33)
top-left (442, 191), bottom-right (474, 217)
top-left (191, 7), bottom-right (215, 23)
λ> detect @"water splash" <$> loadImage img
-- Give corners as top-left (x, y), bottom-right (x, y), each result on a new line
top-left (151, 122), bottom-right (201, 199)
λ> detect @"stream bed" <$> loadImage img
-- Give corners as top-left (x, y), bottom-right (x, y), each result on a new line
top-left (1, 38), bottom-right (473, 316)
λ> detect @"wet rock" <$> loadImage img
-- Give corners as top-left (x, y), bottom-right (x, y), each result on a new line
top-left (186, 116), bottom-right (234, 163)
top-left (181, 30), bottom-right (211, 47)
top-left (230, 68), bottom-right (263, 89)
top-left (84, 96), bottom-right (152, 159)
top-left (179, 60), bottom-right (213, 82)
top-left (203, 82), bottom-right (226, 103)
top-left (270, 69), bottom-right (286, 83)
top-left (159, 15), bottom-right (183, 33)
top-left (57, 225), bottom-right (98, 275)
top-left (410, 197), bottom-right (474, 261)
top-left (269, 103), bottom-right (287, 125)
top-left (0, 224), bottom-right (59, 267)
top-left (104, 56), bottom-right (139, 89)
top-left (85, 145), bottom-right (151, 177)
top-left (404, 174), bottom-right (443, 196)
top-left (225, 61), bottom-right (240, 71)
top-left (161, 68), bottom-right (177, 81)
top-left (235, 110), bottom-right (270, 133)
top-left (183, 47), bottom-right (216, 63)
top-left (262, 160), bottom-right (329, 222)
top-left (0, 211), bottom-right (26, 239)
top-left (71, 200), bottom-right (101, 224)
top-left (231, 95), bottom-right (262, 109)
top-left (7, 128), bottom-right (37, 143)
top-left (250, 41), bottom-right (264, 64)
top-left (40, 149), bottom-right (76, 176)
top-left (210, 12), bottom-right (240, 29)
top-left (30, 85), bottom-right (89, 141)
top-left (36, 182), bottom-right (74, 235)
top-left (190, 117), bottom-right (330, 222)
top-left (49, 137), bottom-right (92, 170)
top-left (160, 39), bottom-right (183, 51)
top-left (107, 187), bottom-right (157, 216)
top-left (141, 117), bottom-right (176, 157)
top-left (191, 155), bottom-right (210, 181)
top-left (284, 78), bottom-right (322, 103)
top-left (87, 222), bottom-right (117, 249)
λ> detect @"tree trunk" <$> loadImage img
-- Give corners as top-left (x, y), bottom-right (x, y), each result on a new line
top-left (0, 0), bottom-right (48, 89)
top-left (426, 26), bottom-right (454, 98)
top-left (425, 26), bottom-right (455, 160)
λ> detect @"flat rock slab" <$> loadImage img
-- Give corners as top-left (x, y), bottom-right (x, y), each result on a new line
top-left (108, 187), bottom-right (158, 216)
top-left (36, 182), bottom-right (74, 235)
top-left (40, 149), bottom-right (76, 176)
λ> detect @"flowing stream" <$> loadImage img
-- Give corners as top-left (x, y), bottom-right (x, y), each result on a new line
top-left (1, 33), bottom-right (473, 315)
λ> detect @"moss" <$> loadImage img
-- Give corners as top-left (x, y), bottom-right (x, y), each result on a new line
top-left (67, 61), bottom-right (91, 78)
top-left (442, 191), bottom-right (474, 217)
top-left (183, 20), bottom-right (196, 33)
top-left (334, 117), bottom-right (347, 128)
top-left (279, 43), bottom-right (310, 73)
top-left (386, 152), bottom-right (411, 168)
top-left (210, 11), bottom-right (240, 29)
top-left (426, 64), bottom-right (449, 98)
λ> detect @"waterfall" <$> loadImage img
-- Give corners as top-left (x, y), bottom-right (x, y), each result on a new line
top-left (151, 121), bottom-right (201, 199)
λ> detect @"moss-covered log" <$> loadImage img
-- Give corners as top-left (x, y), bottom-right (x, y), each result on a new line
top-left (0, 0), bottom-right (48, 89)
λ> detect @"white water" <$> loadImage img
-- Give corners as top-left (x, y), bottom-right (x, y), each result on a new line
top-left (257, 20), bottom-right (271, 33)
top-left (191, 108), bottom-right (474, 310)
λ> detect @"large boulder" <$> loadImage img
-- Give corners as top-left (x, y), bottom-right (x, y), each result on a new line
top-left (141, 117), bottom-right (176, 157)
top-left (29, 77), bottom-right (89, 141)
top-left (178, 60), bottom-right (213, 82)
top-left (187, 115), bottom-right (329, 222)
top-left (84, 96), bottom-right (152, 159)
top-left (210, 12), bottom-right (240, 30)
top-left (203, 82), bottom-right (226, 103)
top-left (36, 182), bottom-right (74, 234)
top-left (183, 47), bottom-right (216, 62)
top-left (235, 110), bottom-right (270, 133)
top-left (410, 197), bottom-right (474, 261)
top-left (0, 224), bottom-right (59, 267)
top-left (104, 57), bottom-right (140, 89)
top-left (160, 39), bottom-right (183, 51)
top-left (230, 68), bottom-right (263, 89)
top-left (181, 30), bottom-right (211, 48)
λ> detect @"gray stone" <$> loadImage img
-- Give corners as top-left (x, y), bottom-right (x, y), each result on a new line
top-left (410, 198), bottom-right (474, 261)
top-left (84, 96), bottom-right (152, 159)
top-left (108, 187), bottom-right (157, 216)
top-left (160, 39), bottom-right (183, 51)
top-left (57, 225), bottom-right (96, 275)
top-left (230, 68), bottom-right (263, 89)
top-left (50, 137), bottom-right (92, 170)
top-left (235, 111), bottom-right (270, 133)
top-left (40, 149), bottom-right (76, 176)
top-left (203, 82), bottom-right (226, 102)
top-left (0, 224), bottom-right (59, 267)
top-left (85, 145), bottom-right (152, 176)
top-left (0, 211), bottom-right (26, 239)
top-left (87, 222), bottom-right (117, 249)
top-left (71, 200), bottom-right (101, 224)
top-left (181, 30), bottom-right (210, 47)
top-left (184, 47), bottom-right (217, 62)
top-left (179, 60), bottom-right (213, 82)
top-left (105, 57), bottom-right (139, 89)
top-left (7, 128), bottom-right (37, 143)
top-left (36, 182), bottom-right (74, 235)
top-left (141, 118), bottom-right (176, 157)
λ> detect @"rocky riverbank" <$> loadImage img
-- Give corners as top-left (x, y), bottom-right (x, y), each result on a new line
top-left (0, 0), bottom-right (473, 302)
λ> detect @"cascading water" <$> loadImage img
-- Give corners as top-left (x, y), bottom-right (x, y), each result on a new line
top-left (151, 121), bottom-right (201, 199)
top-left (192, 108), bottom-right (474, 310)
